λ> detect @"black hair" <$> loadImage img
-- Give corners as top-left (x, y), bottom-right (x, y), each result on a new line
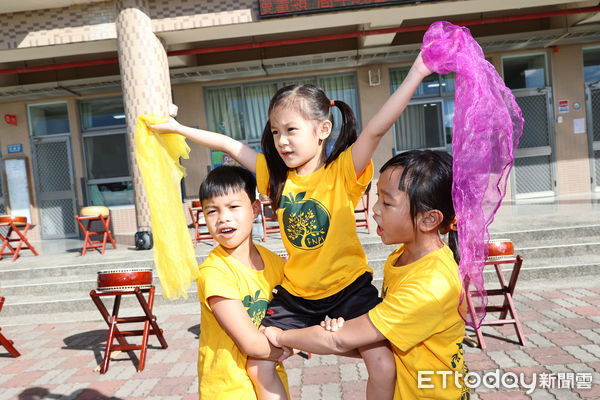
top-left (261, 84), bottom-right (358, 209)
top-left (199, 165), bottom-right (256, 204)
top-left (379, 150), bottom-right (459, 263)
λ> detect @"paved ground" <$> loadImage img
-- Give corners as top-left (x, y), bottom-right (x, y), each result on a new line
top-left (1, 195), bottom-right (599, 399)
top-left (1, 275), bottom-right (599, 400)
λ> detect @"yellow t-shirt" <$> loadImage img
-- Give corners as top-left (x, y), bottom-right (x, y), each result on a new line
top-left (197, 244), bottom-right (288, 399)
top-left (368, 244), bottom-right (469, 400)
top-left (256, 145), bottom-right (373, 299)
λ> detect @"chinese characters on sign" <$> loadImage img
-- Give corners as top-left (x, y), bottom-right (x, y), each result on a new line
top-left (259, 0), bottom-right (433, 17)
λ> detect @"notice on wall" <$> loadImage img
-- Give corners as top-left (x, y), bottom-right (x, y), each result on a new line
top-left (573, 118), bottom-right (586, 134)
top-left (4, 158), bottom-right (32, 222)
top-left (558, 100), bottom-right (569, 114)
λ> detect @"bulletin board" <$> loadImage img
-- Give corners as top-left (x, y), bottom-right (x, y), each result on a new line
top-left (4, 158), bottom-right (32, 222)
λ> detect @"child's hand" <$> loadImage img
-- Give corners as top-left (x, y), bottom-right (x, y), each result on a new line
top-left (264, 326), bottom-right (284, 348)
top-left (278, 346), bottom-right (295, 362)
top-left (145, 117), bottom-right (182, 134)
top-left (412, 52), bottom-right (433, 78)
top-left (320, 317), bottom-right (345, 332)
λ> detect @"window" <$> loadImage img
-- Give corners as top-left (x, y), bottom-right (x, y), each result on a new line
top-left (390, 68), bottom-right (455, 153)
top-left (583, 47), bottom-right (600, 83)
top-left (205, 73), bottom-right (361, 154)
top-left (80, 96), bottom-right (127, 130)
top-left (28, 102), bottom-right (70, 137)
top-left (80, 97), bottom-right (133, 206)
top-left (502, 54), bottom-right (547, 90)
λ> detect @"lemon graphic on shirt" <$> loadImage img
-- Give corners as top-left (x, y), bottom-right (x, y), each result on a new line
top-left (281, 192), bottom-right (330, 250)
top-left (242, 289), bottom-right (269, 327)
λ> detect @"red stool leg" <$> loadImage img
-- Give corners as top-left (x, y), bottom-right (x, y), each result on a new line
top-left (99, 216), bottom-right (108, 255)
top-left (102, 215), bottom-right (117, 250)
top-left (189, 207), bottom-right (199, 247)
top-left (0, 329), bottom-right (20, 358)
top-left (0, 297), bottom-right (20, 357)
top-left (10, 223), bottom-right (38, 261)
top-left (101, 315), bottom-right (118, 374)
top-left (465, 288), bottom-right (486, 350)
top-left (82, 218), bottom-right (94, 256)
top-left (0, 230), bottom-right (10, 260)
top-left (137, 288), bottom-right (152, 372)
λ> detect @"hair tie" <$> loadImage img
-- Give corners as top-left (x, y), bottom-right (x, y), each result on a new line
top-left (330, 100), bottom-right (335, 107)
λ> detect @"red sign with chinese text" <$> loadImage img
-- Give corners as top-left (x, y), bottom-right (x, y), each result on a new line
top-left (259, 0), bottom-right (433, 17)
top-left (4, 114), bottom-right (17, 126)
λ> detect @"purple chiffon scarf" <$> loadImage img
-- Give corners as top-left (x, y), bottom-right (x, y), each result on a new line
top-left (421, 22), bottom-right (524, 329)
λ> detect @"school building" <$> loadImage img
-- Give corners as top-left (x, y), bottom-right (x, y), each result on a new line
top-left (0, 0), bottom-right (599, 243)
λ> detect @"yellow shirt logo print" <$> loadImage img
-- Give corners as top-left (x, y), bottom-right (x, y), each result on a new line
top-left (281, 192), bottom-right (330, 250)
top-left (242, 289), bottom-right (269, 327)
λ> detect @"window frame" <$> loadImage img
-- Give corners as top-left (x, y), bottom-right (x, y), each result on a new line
top-left (27, 101), bottom-right (71, 138)
top-left (389, 67), bottom-right (455, 154)
top-left (583, 46), bottom-right (600, 84)
top-left (203, 72), bottom-right (362, 148)
top-left (78, 96), bottom-right (132, 206)
top-left (501, 52), bottom-right (549, 90)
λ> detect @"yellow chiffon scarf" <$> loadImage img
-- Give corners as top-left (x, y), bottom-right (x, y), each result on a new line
top-left (134, 115), bottom-right (199, 299)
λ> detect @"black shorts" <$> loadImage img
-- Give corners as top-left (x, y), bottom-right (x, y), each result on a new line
top-left (261, 272), bottom-right (382, 330)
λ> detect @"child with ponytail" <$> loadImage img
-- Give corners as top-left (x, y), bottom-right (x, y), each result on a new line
top-left (147, 53), bottom-right (432, 399)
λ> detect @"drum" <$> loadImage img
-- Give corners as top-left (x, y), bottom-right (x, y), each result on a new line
top-left (97, 267), bottom-right (153, 291)
top-left (80, 206), bottom-right (110, 218)
top-left (487, 239), bottom-right (515, 261)
top-left (0, 215), bottom-right (27, 227)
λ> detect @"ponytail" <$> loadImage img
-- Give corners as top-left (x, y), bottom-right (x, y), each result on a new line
top-left (261, 120), bottom-right (288, 209)
top-left (448, 229), bottom-right (460, 264)
top-left (324, 100), bottom-right (357, 167)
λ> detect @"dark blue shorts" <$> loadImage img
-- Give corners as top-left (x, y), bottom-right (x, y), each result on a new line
top-left (261, 272), bottom-right (382, 330)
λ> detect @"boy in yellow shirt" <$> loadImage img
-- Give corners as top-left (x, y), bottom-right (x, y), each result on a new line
top-left (196, 165), bottom-right (288, 399)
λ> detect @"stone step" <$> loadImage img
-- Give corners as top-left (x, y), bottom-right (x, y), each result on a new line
top-left (1, 258), bottom-right (597, 319)
top-left (3, 245), bottom-right (597, 300)
top-left (0, 286), bottom-right (200, 317)
top-left (515, 240), bottom-right (600, 259)
top-left (1, 223), bottom-right (597, 320)
top-left (0, 275), bottom-right (167, 297)
top-left (490, 223), bottom-right (600, 243)
top-left (1, 230), bottom-right (594, 282)
top-left (0, 236), bottom-right (591, 284)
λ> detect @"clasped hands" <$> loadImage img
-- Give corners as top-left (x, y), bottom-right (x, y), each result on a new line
top-left (263, 317), bottom-right (345, 362)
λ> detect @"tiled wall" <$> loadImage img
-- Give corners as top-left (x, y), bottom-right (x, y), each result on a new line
top-left (0, 0), bottom-right (258, 51)
top-left (0, 3), bottom-right (117, 50)
top-left (150, 0), bottom-right (257, 31)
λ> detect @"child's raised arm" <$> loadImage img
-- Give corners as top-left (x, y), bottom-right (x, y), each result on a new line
top-left (352, 52), bottom-right (432, 175)
top-left (146, 119), bottom-right (259, 173)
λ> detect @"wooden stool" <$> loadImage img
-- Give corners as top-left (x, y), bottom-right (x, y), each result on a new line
top-left (76, 206), bottom-right (117, 256)
top-left (0, 215), bottom-right (39, 261)
top-left (90, 268), bottom-right (167, 373)
top-left (465, 239), bottom-right (527, 350)
top-left (354, 185), bottom-right (371, 234)
top-left (0, 297), bottom-right (21, 357)
top-left (188, 200), bottom-right (214, 246)
top-left (260, 198), bottom-right (280, 241)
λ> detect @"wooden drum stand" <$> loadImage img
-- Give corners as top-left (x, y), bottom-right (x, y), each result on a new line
top-left (465, 239), bottom-right (527, 350)
top-left (90, 268), bottom-right (167, 373)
